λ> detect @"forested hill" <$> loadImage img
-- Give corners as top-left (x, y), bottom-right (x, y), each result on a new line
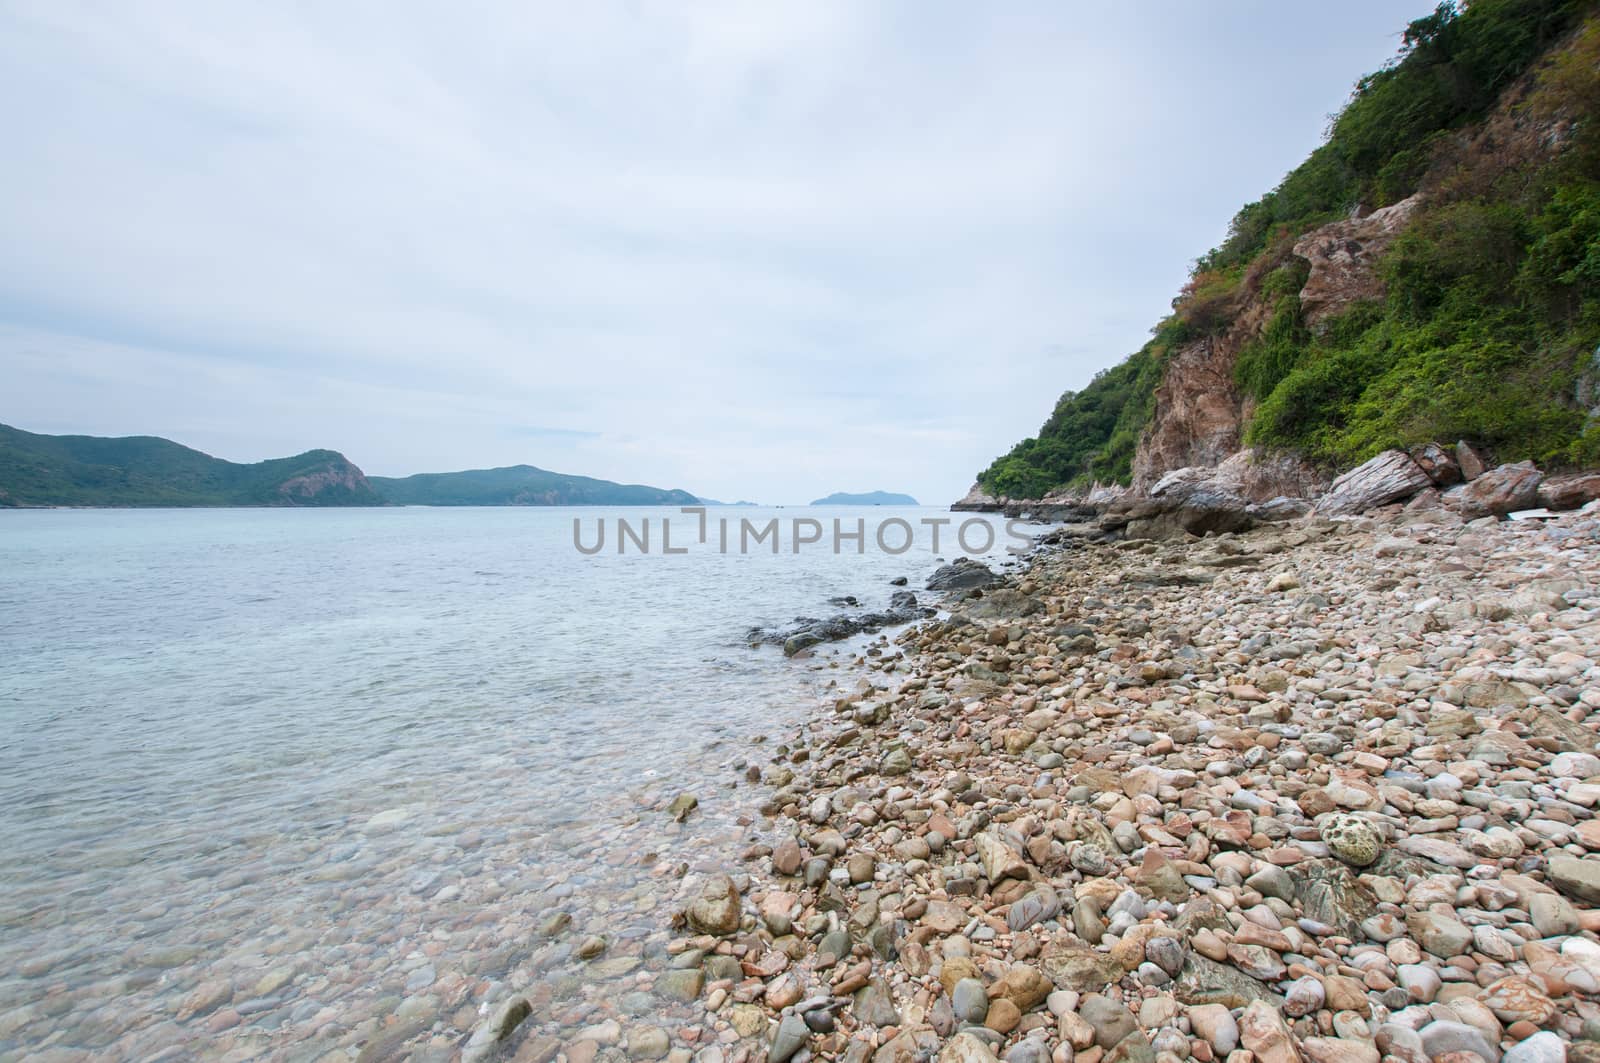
top-left (978, 0), bottom-right (1600, 500)
top-left (0, 422), bottom-right (380, 507)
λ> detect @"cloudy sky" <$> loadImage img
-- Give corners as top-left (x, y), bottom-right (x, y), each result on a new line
top-left (1, 1), bottom-right (1435, 505)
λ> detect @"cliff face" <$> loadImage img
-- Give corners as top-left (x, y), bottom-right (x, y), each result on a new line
top-left (1127, 196), bottom-right (1420, 499)
top-left (973, 4), bottom-right (1599, 509)
top-left (276, 457), bottom-right (380, 504)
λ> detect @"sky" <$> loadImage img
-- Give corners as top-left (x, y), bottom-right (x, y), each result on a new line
top-left (0, 1), bottom-right (1439, 505)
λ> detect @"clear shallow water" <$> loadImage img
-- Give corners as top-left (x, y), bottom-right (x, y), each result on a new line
top-left (0, 506), bottom-right (1029, 1061)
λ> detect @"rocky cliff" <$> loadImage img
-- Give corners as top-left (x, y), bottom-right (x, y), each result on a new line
top-left (972, 3), bottom-right (1600, 513)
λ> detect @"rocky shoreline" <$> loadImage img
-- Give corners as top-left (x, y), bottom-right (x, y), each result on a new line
top-left (480, 496), bottom-right (1600, 1063)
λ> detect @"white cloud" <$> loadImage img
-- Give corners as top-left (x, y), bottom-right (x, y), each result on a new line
top-left (0, 1), bottom-right (1433, 503)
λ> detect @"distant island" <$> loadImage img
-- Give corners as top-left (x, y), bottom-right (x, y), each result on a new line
top-left (0, 423), bottom-right (700, 508)
top-left (0, 423), bottom-right (381, 507)
top-left (371, 466), bottom-right (697, 506)
top-left (695, 497), bottom-right (759, 507)
top-left (810, 491), bottom-right (918, 506)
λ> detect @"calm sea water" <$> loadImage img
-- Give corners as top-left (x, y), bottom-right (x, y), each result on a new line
top-left (0, 505), bottom-right (1029, 1061)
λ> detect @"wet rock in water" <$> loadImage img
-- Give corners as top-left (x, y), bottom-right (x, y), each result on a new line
top-left (667, 793), bottom-right (698, 822)
top-left (628, 1026), bottom-right (671, 1061)
top-left (654, 969), bottom-right (704, 1003)
top-left (461, 996), bottom-right (532, 1063)
top-left (927, 558), bottom-right (1002, 592)
top-left (685, 874), bottom-right (742, 936)
top-left (1319, 812), bottom-right (1380, 867)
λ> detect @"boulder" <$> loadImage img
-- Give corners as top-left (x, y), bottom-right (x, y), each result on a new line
top-left (1539, 471), bottom-right (1600, 510)
top-left (951, 483), bottom-right (1003, 512)
top-left (927, 559), bottom-right (1002, 592)
top-left (1294, 195), bottom-right (1421, 328)
top-left (1456, 441), bottom-right (1488, 480)
top-left (1409, 442), bottom-right (1462, 486)
top-left (1456, 461), bottom-right (1543, 518)
top-left (1316, 450), bottom-right (1432, 516)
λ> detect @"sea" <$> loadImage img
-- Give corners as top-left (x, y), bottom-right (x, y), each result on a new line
top-left (0, 505), bottom-right (1035, 1061)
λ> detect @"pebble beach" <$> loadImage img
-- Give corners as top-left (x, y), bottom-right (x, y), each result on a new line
top-left (479, 501), bottom-right (1600, 1063)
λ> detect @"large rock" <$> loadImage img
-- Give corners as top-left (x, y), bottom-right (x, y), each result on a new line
top-left (1548, 855), bottom-right (1600, 904)
top-left (1172, 953), bottom-right (1277, 1008)
top-left (1315, 450), bottom-right (1432, 516)
top-left (685, 874), bottom-right (742, 936)
top-left (951, 482), bottom-right (1003, 512)
top-left (1455, 461), bottom-right (1544, 518)
top-left (927, 559), bottom-right (1001, 592)
top-left (1040, 948), bottom-right (1125, 993)
top-left (1409, 442), bottom-right (1462, 486)
top-left (1539, 471), bottom-right (1600, 510)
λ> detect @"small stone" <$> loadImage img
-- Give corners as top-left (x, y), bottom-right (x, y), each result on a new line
top-left (953, 979), bottom-right (989, 1024)
top-left (1186, 1005), bottom-right (1239, 1056)
top-left (1079, 994), bottom-right (1138, 1050)
top-left (768, 1014), bottom-right (809, 1063)
top-left (1419, 1020), bottom-right (1501, 1063)
top-left (1503, 1032), bottom-right (1566, 1063)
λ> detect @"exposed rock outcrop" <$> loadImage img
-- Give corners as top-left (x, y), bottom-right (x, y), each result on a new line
top-left (1292, 196), bottom-right (1422, 329)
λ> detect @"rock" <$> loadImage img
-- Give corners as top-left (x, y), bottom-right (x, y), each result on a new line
top-left (1172, 953), bottom-right (1275, 1008)
top-left (1548, 855), bottom-right (1600, 903)
top-left (940, 1032), bottom-right (1001, 1063)
top-left (1041, 949), bottom-right (1124, 993)
top-left (1503, 1032), bottom-right (1567, 1063)
top-left (1285, 975), bottom-right (1327, 1017)
top-left (1480, 976), bottom-right (1557, 1026)
top-left (1008, 888), bottom-right (1062, 933)
top-left (768, 1014), bottom-right (809, 1063)
top-left (1079, 994), bottom-right (1139, 1050)
top-left (1397, 964), bottom-right (1442, 1004)
top-left (928, 559), bottom-right (1002, 592)
top-left (1300, 1039), bottom-right (1379, 1063)
top-left (975, 831), bottom-right (1028, 883)
top-left (655, 969), bottom-right (704, 1003)
top-left (1294, 195), bottom-right (1420, 327)
top-left (1530, 893), bottom-right (1581, 938)
top-left (953, 978), bottom-right (989, 1024)
top-left (994, 965), bottom-right (1054, 1012)
top-left (985, 998), bottom-right (1022, 1035)
top-left (1411, 443), bottom-right (1463, 487)
top-left (1316, 450), bottom-right (1432, 516)
top-left (1540, 472), bottom-right (1600, 511)
top-left (1457, 461), bottom-right (1544, 519)
top-left (771, 839), bottom-right (803, 876)
top-left (1407, 911), bottom-right (1473, 959)
top-left (462, 997), bottom-right (533, 1063)
top-left (629, 1028), bottom-right (672, 1062)
top-left (1320, 813), bottom-right (1380, 868)
top-left (1238, 1000), bottom-right (1300, 1063)
top-left (1418, 1020), bottom-right (1501, 1063)
top-left (667, 793), bottom-right (698, 822)
top-left (1456, 441), bottom-right (1488, 480)
top-left (686, 874), bottom-right (742, 936)
top-left (881, 747), bottom-right (912, 776)
top-left (854, 978), bottom-right (901, 1027)
top-left (175, 979), bottom-right (234, 1021)
top-left (1187, 1004), bottom-right (1240, 1055)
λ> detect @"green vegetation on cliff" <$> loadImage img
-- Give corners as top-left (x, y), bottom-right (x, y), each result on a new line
top-left (979, 0), bottom-right (1600, 498)
top-left (0, 423), bottom-right (381, 507)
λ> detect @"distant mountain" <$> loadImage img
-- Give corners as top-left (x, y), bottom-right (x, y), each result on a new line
top-left (810, 491), bottom-right (918, 506)
top-left (370, 465), bottom-right (699, 506)
top-left (0, 422), bottom-right (381, 507)
top-left (696, 497), bottom-right (760, 506)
